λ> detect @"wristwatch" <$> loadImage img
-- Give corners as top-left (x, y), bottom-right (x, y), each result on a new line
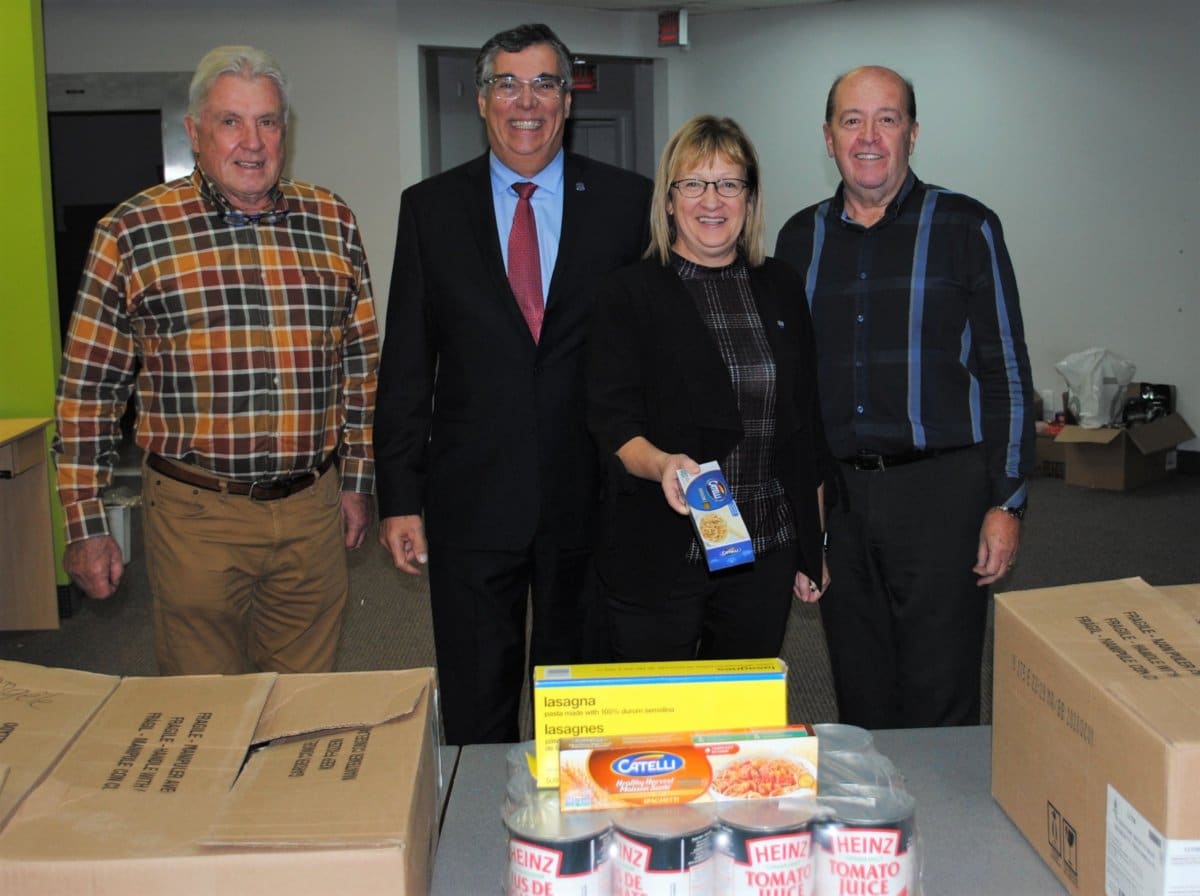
top-left (995, 503), bottom-right (1026, 521)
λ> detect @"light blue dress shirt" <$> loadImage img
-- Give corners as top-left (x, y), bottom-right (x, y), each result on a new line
top-left (490, 149), bottom-right (564, 305)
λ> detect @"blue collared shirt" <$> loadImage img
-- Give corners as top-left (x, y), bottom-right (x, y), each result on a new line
top-left (490, 150), bottom-right (564, 305)
top-left (775, 170), bottom-right (1035, 509)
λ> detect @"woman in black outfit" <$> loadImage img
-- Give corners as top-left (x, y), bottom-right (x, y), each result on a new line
top-left (586, 114), bottom-right (832, 662)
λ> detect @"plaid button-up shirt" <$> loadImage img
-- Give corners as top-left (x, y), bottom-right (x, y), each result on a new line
top-left (54, 167), bottom-right (379, 543)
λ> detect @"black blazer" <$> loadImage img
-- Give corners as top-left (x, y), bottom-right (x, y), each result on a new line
top-left (586, 256), bottom-right (831, 593)
top-left (374, 152), bottom-right (652, 549)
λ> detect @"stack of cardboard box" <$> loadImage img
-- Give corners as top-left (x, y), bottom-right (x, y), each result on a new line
top-left (0, 663), bottom-right (440, 894)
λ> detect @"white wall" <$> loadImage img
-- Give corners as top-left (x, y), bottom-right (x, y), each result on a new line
top-left (672, 0), bottom-right (1199, 447)
top-left (44, 0), bottom-right (1199, 447)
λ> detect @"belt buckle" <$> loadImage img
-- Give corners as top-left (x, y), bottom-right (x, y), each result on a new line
top-left (855, 452), bottom-right (886, 472)
top-left (248, 476), bottom-right (288, 501)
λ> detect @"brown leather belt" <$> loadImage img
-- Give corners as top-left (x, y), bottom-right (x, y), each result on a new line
top-left (146, 453), bottom-right (334, 501)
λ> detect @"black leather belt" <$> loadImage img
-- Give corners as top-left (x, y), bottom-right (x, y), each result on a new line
top-left (147, 453), bottom-right (334, 500)
top-left (840, 445), bottom-right (973, 472)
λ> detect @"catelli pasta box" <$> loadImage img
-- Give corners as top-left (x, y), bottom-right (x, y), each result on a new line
top-left (558, 726), bottom-right (818, 811)
top-left (991, 578), bottom-right (1200, 896)
top-left (533, 659), bottom-right (788, 788)
top-left (677, 461), bottom-right (755, 570)
top-left (0, 660), bottom-right (441, 895)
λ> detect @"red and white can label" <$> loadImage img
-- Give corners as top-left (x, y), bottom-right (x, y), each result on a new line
top-left (612, 827), bottom-right (714, 896)
top-left (813, 825), bottom-right (913, 896)
top-left (718, 828), bottom-right (815, 896)
top-left (507, 833), bottom-right (611, 896)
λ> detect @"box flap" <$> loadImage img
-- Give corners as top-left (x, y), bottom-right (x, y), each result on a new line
top-left (0, 673), bottom-right (276, 860)
top-left (1054, 425), bottom-right (1124, 445)
top-left (995, 578), bottom-right (1200, 744)
top-left (205, 670), bottom-right (435, 847)
top-left (0, 660), bottom-right (120, 829)
top-left (1125, 414), bottom-right (1195, 454)
top-left (250, 668), bottom-right (433, 743)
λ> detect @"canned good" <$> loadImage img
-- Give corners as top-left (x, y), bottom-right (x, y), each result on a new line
top-left (506, 791), bottom-right (612, 896)
top-left (612, 804), bottom-right (715, 895)
top-left (814, 725), bottom-right (898, 795)
top-left (813, 790), bottom-right (917, 896)
top-left (716, 799), bottom-right (821, 896)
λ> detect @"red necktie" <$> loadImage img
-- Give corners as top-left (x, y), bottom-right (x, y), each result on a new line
top-left (508, 182), bottom-right (544, 342)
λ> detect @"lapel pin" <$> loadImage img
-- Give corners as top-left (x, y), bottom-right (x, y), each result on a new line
top-left (575, 182), bottom-right (586, 191)
top-left (777, 320), bottom-right (786, 328)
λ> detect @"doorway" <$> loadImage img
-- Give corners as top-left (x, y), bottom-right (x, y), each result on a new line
top-left (421, 47), bottom-right (657, 178)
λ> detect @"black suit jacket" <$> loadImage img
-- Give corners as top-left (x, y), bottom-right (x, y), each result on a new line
top-left (374, 152), bottom-right (652, 549)
top-left (586, 257), bottom-right (832, 593)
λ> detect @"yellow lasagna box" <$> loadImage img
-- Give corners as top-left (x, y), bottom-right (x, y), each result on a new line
top-left (558, 726), bottom-right (818, 811)
top-left (532, 659), bottom-right (788, 788)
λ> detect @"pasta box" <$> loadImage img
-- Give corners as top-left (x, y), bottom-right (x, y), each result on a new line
top-left (676, 461), bottom-right (755, 570)
top-left (557, 726), bottom-right (818, 811)
top-left (532, 659), bottom-right (788, 788)
top-left (991, 578), bottom-right (1200, 895)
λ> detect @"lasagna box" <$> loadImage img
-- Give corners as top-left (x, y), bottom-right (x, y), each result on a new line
top-left (533, 659), bottom-right (788, 788)
top-left (0, 661), bottom-right (441, 895)
top-left (991, 578), bottom-right (1200, 895)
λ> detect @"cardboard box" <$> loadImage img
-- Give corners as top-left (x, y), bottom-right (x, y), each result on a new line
top-left (0, 661), bottom-right (441, 895)
top-left (558, 725), bottom-right (818, 811)
top-left (1035, 433), bottom-right (1067, 478)
top-left (0, 661), bottom-right (119, 828)
top-left (991, 578), bottom-right (1200, 895)
top-left (533, 659), bottom-right (788, 788)
top-left (1054, 414), bottom-right (1194, 490)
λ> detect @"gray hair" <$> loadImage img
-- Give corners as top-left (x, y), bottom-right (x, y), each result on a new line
top-left (188, 45), bottom-right (290, 122)
top-left (475, 24), bottom-right (573, 93)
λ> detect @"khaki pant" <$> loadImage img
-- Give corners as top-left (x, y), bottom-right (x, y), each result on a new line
top-left (142, 460), bottom-right (348, 675)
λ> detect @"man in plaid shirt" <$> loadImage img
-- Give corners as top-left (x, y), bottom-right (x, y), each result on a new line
top-left (53, 45), bottom-right (379, 675)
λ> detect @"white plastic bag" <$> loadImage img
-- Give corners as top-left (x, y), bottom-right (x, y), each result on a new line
top-left (1054, 348), bottom-right (1136, 428)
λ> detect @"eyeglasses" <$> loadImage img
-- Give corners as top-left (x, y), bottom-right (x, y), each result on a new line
top-left (483, 75), bottom-right (567, 101)
top-left (223, 209), bottom-right (288, 227)
top-left (670, 178), bottom-right (750, 199)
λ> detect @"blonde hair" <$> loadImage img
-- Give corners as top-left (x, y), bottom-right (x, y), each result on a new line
top-left (646, 115), bottom-right (765, 267)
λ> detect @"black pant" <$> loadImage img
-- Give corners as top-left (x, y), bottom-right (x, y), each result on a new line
top-left (427, 537), bottom-right (591, 745)
top-left (821, 447), bottom-right (992, 729)
top-left (602, 547), bottom-right (796, 662)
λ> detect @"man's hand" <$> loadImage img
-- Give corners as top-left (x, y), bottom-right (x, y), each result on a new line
top-left (974, 508), bottom-right (1021, 586)
top-left (64, 535), bottom-right (125, 600)
top-left (340, 492), bottom-right (373, 550)
top-left (378, 514), bottom-right (428, 575)
top-left (792, 556), bottom-right (831, 603)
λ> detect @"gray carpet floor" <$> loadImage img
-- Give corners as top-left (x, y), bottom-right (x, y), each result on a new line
top-left (4, 471), bottom-right (1199, 735)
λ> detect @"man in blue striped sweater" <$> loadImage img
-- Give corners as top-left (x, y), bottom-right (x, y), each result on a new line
top-left (775, 65), bottom-right (1035, 728)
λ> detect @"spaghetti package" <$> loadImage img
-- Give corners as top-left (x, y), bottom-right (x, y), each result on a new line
top-left (676, 462), bottom-right (754, 571)
top-left (558, 727), bottom-right (818, 812)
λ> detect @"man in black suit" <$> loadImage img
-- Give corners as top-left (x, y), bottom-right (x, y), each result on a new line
top-left (374, 23), bottom-right (652, 744)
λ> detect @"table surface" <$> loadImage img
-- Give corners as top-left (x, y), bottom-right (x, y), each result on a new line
top-left (431, 725), bottom-right (1066, 896)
